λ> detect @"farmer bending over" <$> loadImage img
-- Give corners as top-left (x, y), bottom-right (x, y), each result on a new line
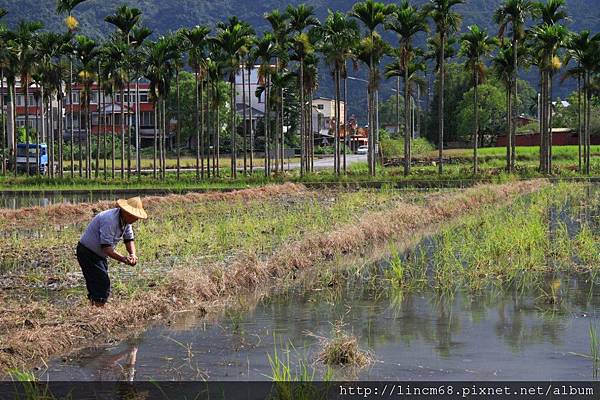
top-left (77, 197), bottom-right (148, 307)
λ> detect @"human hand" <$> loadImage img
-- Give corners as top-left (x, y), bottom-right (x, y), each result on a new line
top-left (127, 255), bottom-right (138, 266)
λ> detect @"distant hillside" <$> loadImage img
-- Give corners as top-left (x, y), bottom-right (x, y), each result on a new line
top-left (1, 0), bottom-right (598, 120)
top-left (2, 0), bottom-right (599, 38)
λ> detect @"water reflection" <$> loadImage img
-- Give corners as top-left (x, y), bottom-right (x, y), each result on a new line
top-left (0, 191), bottom-right (165, 209)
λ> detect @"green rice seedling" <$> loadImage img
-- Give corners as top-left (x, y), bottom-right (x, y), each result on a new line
top-left (266, 337), bottom-right (322, 400)
top-left (267, 337), bottom-right (315, 382)
top-left (385, 248), bottom-right (405, 289)
top-left (575, 226), bottom-right (600, 271)
top-left (7, 369), bottom-right (58, 400)
top-left (385, 182), bottom-right (595, 299)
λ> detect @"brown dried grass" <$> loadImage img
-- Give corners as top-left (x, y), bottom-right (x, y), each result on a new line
top-left (0, 179), bottom-right (548, 374)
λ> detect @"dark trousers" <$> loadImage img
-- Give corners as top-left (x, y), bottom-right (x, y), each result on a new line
top-left (77, 242), bottom-right (111, 303)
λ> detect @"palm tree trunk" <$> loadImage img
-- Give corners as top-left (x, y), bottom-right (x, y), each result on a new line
top-left (577, 69), bottom-right (582, 173)
top-left (77, 93), bottom-right (82, 177)
top-left (24, 82), bottom-right (30, 175)
top-left (163, 97), bottom-right (168, 180)
top-left (135, 75), bottom-right (141, 179)
top-left (211, 82), bottom-right (216, 177)
top-left (511, 37), bottom-right (518, 172)
top-left (396, 75), bottom-right (400, 162)
top-left (242, 65), bottom-right (247, 175)
top-left (280, 87), bottom-right (284, 172)
top-left (158, 97), bottom-right (162, 179)
top-left (546, 70), bottom-right (550, 173)
top-left (176, 69), bottom-right (181, 180)
top-left (300, 58), bottom-right (305, 177)
top-left (404, 62), bottom-right (411, 176)
top-left (87, 85), bottom-right (92, 178)
top-left (248, 67), bottom-right (254, 174)
top-left (506, 86), bottom-right (512, 170)
top-left (216, 93), bottom-right (220, 177)
top-left (438, 32), bottom-right (445, 175)
top-left (58, 96), bottom-right (63, 178)
top-left (337, 69), bottom-right (343, 176)
top-left (111, 87), bottom-right (116, 179)
top-left (369, 30), bottom-right (375, 177)
top-left (230, 79), bottom-right (237, 179)
top-left (310, 93), bottom-right (314, 172)
top-left (0, 71), bottom-right (4, 176)
top-left (35, 94), bottom-right (40, 176)
top-left (153, 99), bottom-right (158, 179)
top-left (539, 72), bottom-right (544, 171)
top-left (586, 70), bottom-right (591, 174)
top-left (343, 74), bottom-right (348, 174)
top-left (539, 71), bottom-right (546, 172)
top-left (102, 88), bottom-right (107, 179)
top-left (265, 74), bottom-right (270, 176)
top-left (48, 97), bottom-right (53, 178)
top-left (272, 89), bottom-right (281, 174)
top-left (367, 85), bottom-right (372, 175)
top-left (69, 61), bottom-right (74, 178)
top-left (95, 70), bottom-right (101, 179)
top-left (10, 82), bottom-right (16, 177)
top-left (473, 69), bottom-right (479, 175)
top-left (375, 90), bottom-right (380, 164)
top-left (200, 76), bottom-right (206, 180)
top-left (120, 87), bottom-right (125, 178)
top-left (548, 72), bottom-right (554, 173)
top-left (127, 82), bottom-right (132, 180)
top-left (195, 70), bottom-right (200, 179)
top-left (206, 78), bottom-right (211, 179)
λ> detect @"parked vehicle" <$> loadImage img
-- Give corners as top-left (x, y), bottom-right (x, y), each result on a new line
top-left (356, 145), bottom-right (369, 155)
top-left (12, 143), bottom-right (49, 175)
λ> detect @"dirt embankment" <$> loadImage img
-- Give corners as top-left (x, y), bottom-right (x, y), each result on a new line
top-left (0, 180), bottom-right (548, 374)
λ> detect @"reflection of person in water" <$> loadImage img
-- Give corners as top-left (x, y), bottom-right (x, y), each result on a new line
top-left (97, 339), bottom-right (140, 382)
top-left (106, 344), bottom-right (138, 381)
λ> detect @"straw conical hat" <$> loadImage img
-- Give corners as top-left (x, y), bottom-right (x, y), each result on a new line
top-left (116, 197), bottom-right (148, 220)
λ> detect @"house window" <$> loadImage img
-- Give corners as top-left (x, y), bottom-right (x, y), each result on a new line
top-left (140, 111), bottom-right (154, 127)
top-left (317, 104), bottom-right (324, 110)
top-left (69, 92), bottom-right (80, 104)
top-left (16, 95), bottom-right (24, 106)
top-left (139, 93), bottom-right (149, 103)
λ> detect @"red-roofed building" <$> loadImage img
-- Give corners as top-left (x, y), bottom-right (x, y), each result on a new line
top-left (64, 81), bottom-right (173, 145)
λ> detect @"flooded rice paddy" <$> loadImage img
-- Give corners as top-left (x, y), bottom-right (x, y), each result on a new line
top-left (39, 275), bottom-right (600, 381)
top-left (35, 184), bottom-right (600, 381)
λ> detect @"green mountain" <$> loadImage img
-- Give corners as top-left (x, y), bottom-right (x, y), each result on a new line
top-left (2, 0), bottom-right (598, 37)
